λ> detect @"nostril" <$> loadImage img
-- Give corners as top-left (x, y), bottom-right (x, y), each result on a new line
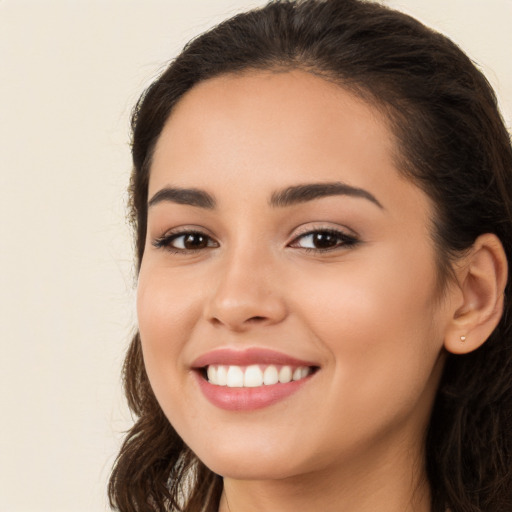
top-left (247, 316), bottom-right (267, 323)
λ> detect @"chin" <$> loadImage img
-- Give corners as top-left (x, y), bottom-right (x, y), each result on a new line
top-left (202, 454), bottom-right (302, 481)
top-left (188, 434), bottom-right (310, 481)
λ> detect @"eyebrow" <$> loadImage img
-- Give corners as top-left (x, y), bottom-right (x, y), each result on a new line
top-left (148, 187), bottom-right (216, 209)
top-left (269, 182), bottom-right (383, 209)
top-left (147, 181), bottom-right (383, 210)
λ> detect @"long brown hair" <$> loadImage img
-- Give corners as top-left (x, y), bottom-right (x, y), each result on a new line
top-left (109, 1), bottom-right (512, 510)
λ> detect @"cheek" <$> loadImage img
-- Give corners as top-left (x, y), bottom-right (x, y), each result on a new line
top-left (288, 245), bottom-right (445, 420)
top-left (137, 260), bottom-right (205, 336)
top-left (136, 265), bottom-right (203, 395)
top-left (136, 267), bottom-right (216, 438)
top-left (294, 246), bottom-right (440, 344)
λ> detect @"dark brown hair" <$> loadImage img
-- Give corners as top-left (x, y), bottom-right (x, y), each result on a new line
top-left (109, 1), bottom-right (512, 510)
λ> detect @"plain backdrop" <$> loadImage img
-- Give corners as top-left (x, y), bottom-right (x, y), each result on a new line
top-left (1, 1), bottom-right (510, 510)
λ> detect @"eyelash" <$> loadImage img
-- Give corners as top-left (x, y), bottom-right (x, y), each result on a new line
top-left (153, 227), bottom-right (359, 255)
top-left (290, 228), bottom-right (359, 253)
top-left (152, 230), bottom-right (218, 253)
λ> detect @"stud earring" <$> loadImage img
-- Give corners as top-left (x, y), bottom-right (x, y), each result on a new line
top-left (460, 335), bottom-right (467, 342)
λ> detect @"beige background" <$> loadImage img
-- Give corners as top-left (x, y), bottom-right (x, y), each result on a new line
top-left (0, 1), bottom-right (510, 510)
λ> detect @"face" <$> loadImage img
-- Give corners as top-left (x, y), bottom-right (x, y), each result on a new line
top-left (137, 70), bottom-right (453, 481)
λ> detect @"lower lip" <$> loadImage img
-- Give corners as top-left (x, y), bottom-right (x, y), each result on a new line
top-left (194, 372), bottom-right (312, 411)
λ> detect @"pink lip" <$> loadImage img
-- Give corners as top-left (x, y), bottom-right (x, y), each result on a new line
top-left (191, 347), bottom-right (318, 411)
top-left (191, 347), bottom-right (317, 369)
top-left (194, 372), bottom-right (313, 411)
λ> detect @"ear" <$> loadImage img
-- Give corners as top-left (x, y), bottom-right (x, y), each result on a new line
top-left (444, 233), bottom-right (508, 355)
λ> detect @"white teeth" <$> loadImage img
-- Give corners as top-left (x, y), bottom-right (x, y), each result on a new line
top-left (207, 365), bottom-right (217, 383)
top-left (205, 364), bottom-right (313, 387)
top-left (216, 365), bottom-right (227, 386)
top-left (226, 366), bottom-right (244, 387)
top-left (263, 365), bottom-right (279, 385)
top-left (278, 366), bottom-right (292, 384)
top-left (244, 365), bottom-right (263, 387)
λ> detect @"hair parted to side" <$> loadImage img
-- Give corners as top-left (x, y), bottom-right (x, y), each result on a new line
top-left (109, 1), bottom-right (512, 511)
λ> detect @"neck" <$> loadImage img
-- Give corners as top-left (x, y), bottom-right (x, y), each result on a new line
top-left (218, 439), bottom-right (431, 512)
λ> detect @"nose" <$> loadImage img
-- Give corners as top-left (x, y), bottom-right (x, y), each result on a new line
top-left (204, 249), bottom-right (288, 332)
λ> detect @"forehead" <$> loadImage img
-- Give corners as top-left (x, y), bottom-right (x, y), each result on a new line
top-left (149, 69), bottom-right (426, 217)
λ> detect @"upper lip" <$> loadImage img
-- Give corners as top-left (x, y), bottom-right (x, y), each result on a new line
top-left (191, 347), bottom-right (318, 369)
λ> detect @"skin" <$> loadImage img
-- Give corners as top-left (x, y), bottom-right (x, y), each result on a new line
top-left (137, 70), bottom-right (467, 512)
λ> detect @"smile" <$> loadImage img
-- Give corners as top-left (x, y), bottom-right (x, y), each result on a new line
top-left (192, 348), bottom-right (319, 410)
top-left (205, 364), bottom-right (313, 387)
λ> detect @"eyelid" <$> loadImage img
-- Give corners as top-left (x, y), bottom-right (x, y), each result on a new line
top-left (153, 224), bottom-right (216, 240)
top-left (289, 222), bottom-right (359, 241)
top-left (287, 225), bottom-right (360, 252)
top-left (151, 223), bottom-right (360, 254)
top-left (152, 226), bottom-right (219, 252)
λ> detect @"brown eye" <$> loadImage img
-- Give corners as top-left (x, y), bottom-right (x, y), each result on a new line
top-left (309, 232), bottom-right (339, 249)
top-left (178, 233), bottom-right (210, 250)
top-left (291, 229), bottom-right (359, 252)
top-left (153, 231), bottom-right (219, 252)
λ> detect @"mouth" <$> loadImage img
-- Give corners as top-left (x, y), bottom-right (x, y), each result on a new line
top-left (199, 364), bottom-right (317, 388)
top-left (191, 348), bottom-right (319, 410)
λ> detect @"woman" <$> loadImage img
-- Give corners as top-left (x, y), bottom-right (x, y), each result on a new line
top-left (109, 0), bottom-right (512, 511)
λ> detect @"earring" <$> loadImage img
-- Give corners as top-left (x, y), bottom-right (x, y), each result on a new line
top-left (460, 335), bottom-right (467, 342)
